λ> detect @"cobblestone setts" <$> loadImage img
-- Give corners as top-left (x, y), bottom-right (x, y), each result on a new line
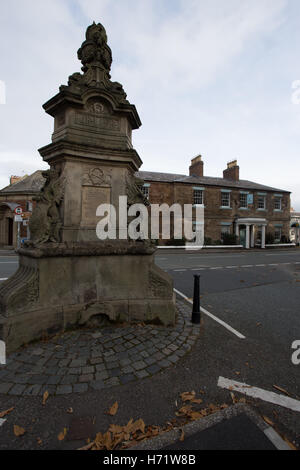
top-left (0, 300), bottom-right (200, 396)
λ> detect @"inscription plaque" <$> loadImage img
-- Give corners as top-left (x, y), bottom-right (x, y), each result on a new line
top-left (81, 186), bottom-right (111, 226)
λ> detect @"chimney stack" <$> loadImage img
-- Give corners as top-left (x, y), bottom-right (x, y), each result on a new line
top-left (189, 155), bottom-right (204, 177)
top-left (223, 160), bottom-right (239, 181)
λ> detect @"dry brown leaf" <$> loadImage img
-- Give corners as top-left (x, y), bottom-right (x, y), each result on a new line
top-left (103, 431), bottom-right (113, 450)
top-left (0, 407), bottom-right (14, 419)
top-left (58, 428), bottom-right (68, 441)
top-left (262, 415), bottom-right (274, 427)
top-left (179, 429), bottom-right (185, 441)
top-left (273, 385), bottom-right (290, 397)
top-left (14, 425), bottom-right (25, 437)
top-left (191, 398), bottom-right (203, 404)
top-left (107, 402), bottom-right (118, 416)
top-left (37, 438), bottom-right (43, 445)
top-left (42, 391), bottom-right (49, 405)
top-left (109, 424), bottom-right (124, 435)
top-left (180, 391), bottom-right (196, 402)
top-left (130, 419), bottom-right (145, 435)
top-left (67, 407), bottom-right (73, 414)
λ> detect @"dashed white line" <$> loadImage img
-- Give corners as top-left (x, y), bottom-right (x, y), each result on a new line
top-left (0, 278), bottom-right (8, 281)
top-left (174, 288), bottom-right (246, 339)
top-left (218, 377), bottom-right (300, 412)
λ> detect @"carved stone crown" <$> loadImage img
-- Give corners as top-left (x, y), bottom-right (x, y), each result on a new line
top-left (77, 22), bottom-right (112, 74)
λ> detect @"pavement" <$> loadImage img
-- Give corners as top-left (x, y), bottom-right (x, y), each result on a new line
top-left (0, 248), bottom-right (299, 451)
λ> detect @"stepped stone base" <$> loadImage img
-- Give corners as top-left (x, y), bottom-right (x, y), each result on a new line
top-left (0, 241), bottom-right (175, 353)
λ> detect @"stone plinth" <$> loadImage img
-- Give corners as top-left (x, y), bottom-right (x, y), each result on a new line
top-left (0, 242), bottom-right (175, 353)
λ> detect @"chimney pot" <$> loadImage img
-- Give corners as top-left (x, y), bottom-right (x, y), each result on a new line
top-left (223, 160), bottom-right (239, 181)
top-left (189, 154), bottom-right (204, 177)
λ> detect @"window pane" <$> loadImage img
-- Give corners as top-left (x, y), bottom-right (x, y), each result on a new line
top-left (258, 196), bottom-right (266, 209)
top-left (240, 194), bottom-right (248, 208)
top-left (274, 198), bottom-right (281, 210)
top-left (193, 190), bottom-right (203, 205)
top-left (221, 192), bottom-right (230, 207)
top-left (142, 186), bottom-right (149, 199)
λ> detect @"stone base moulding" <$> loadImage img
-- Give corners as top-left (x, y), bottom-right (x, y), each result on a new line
top-left (0, 241), bottom-right (175, 353)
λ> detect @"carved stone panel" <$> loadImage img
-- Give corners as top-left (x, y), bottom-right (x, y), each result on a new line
top-left (81, 186), bottom-right (111, 227)
top-left (82, 167), bottom-right (111, 187)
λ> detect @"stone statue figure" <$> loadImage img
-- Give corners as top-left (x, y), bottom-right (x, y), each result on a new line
top-left (29, 168), bottom-right (65, 245)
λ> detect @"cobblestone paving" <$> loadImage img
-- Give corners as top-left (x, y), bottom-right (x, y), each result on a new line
top-left (0, 300), bottom-right (200, 396)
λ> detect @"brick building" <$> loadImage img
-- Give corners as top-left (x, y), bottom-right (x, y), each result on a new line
top-left (0, 171), bottom-right (45, 247)
top-left (0, 158), bottom-right (291, 249)
top-left (138, 156), bottom-right (291, 248)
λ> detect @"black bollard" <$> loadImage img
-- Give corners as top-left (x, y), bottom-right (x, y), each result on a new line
top-left (191, 274), bottom-right (201, 324)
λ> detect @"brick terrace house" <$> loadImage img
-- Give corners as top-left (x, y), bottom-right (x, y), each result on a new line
top-left (137, 156), bottom-right (291, 248)
top-left (0, 158), bottom-right (291, 249)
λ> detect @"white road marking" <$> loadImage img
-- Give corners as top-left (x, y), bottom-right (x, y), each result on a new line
top-left (225, 266), bottom-right (238, 269)
top-left (218, 377), bottom-right (300, 412)
top-left (0, 419), bottom-right (6, 427)
top-left (241, 265), bottom-right (253, 268)
top-left (0, 278), bottom-right (8, 281)
top-left (174, 288), bottom-right (246, 339)
top-left (255, 264), bottom-right (266, 267)
top-left (173, 269), bottom-right (187, 272)
top-left (0, 262), bottom-right (18, 264)
top-left (209, 267), bottom-right (222, 270)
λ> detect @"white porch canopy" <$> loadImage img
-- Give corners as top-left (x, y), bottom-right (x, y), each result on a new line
top-left (235, 218), bottom-right (267, 249)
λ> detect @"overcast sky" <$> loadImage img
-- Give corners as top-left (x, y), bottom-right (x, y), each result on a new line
top-left (1, 0), bottom-right (300, 209)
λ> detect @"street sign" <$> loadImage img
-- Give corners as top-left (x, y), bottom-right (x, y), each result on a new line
top-left (14, 206), bottom-right (23, 215)
top-left (14, 215), bottom-right (23, 222)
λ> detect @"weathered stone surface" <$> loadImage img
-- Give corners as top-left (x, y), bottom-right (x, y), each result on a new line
top-left (0, 21), bottom-right (175, 353)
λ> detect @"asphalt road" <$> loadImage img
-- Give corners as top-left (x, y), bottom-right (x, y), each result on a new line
top-left (0, 249), bottom-right (299, 450)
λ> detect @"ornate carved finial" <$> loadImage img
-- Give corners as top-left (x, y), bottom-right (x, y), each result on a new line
top-left (77, 22), bottom-right (112, 74)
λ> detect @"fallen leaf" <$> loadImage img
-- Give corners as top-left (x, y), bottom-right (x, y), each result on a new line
top-left (191, 398), bottom-right (203, 404)
top-left (262, 416), bottom-right (274, 427)
top-left (67, 408), bottom-right (73, 414)
top-left (58, 428), bottom-right (68, 441)
top-left (235, 371), bottom-right (241, 375)
top-left (179, 429), bottom-right (185, 441)
top-left (0, 407), bottom-right (14, 419)
top-left (273, 385), bottom-right (290, 397)
top-left (107, 402), bottom-right (118, 416)
top-left (37, 438), bottom-right (43, 445)
top-left (180, 391), bottom-right (196, 402)
top-left (14, 425), bottom-right (25, 437)
top-left (42, 391), bottom-right (49, 405)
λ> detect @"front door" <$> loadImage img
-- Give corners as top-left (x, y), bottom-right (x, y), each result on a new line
top-left (239, 227), bottom-right (246, 248)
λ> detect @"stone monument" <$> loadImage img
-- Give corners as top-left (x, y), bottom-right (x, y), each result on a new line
top-left (0, 22), bottom-right (175, 353)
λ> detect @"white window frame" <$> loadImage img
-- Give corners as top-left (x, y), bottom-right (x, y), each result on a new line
top-left (258, 195), bottom-right (266, 210)
top-left (221, 191), bottom-right (231, 208)
top-left (239, 193), bottom-right (248, 209)
top-left (193, 189), bottom-right (204, 206)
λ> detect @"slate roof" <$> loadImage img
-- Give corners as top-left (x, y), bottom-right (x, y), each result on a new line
top-left (0, 171), bottom-right (45, 194)
top-left (136, 171), bottom-right (290, 193)
top-left (0, 169), bottom-right (290, 195)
